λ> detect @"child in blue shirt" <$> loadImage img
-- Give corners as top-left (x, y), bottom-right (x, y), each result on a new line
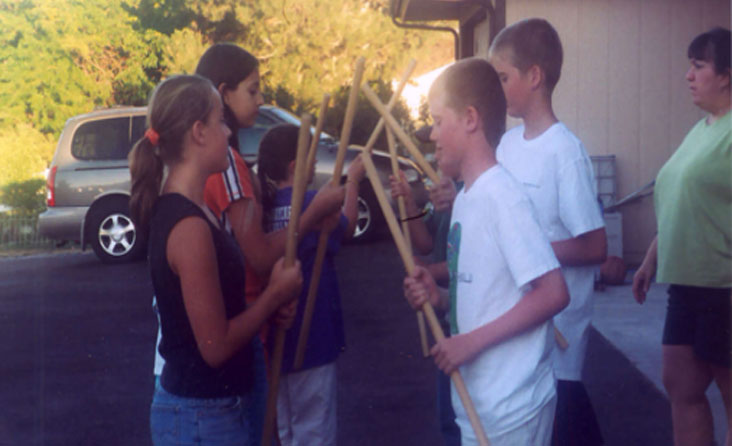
top-left (257, 123), bottom-right (364, 445)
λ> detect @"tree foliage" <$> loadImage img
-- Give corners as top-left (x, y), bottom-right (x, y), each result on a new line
top-left (0, 123), bottom-right (53, 185)
top-left (0, 0), bottom-right (160, 135)
top-left (1, 0), bottom-right (449, 187)
top-left (235, 0), bottom-right (431, 117)
top-left (0, 178), bottom-right (46, 216)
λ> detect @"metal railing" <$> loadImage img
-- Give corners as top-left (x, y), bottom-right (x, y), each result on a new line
top-left (0, 215), bottom-right (55, 250)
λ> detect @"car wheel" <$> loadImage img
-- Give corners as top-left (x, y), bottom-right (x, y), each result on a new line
top-left (87, 199), bottom-right (145, 264)
top-left (352, 186), bottom-right (382, 242)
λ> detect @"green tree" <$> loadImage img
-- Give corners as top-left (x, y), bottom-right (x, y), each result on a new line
top-left (0, 178), bottom-right (46, 216)
top-left (128, 0), bottom-right (442, 117)
top-left (0, 0), bottom-right (160, 136)
top-left (161, 28), bottom-right (208, 74)
top-left (235, 0), bottom-right (434, 116)
top-left (1, 0), bottom-right (449, 187)
top-left (0, 0), bottom-right (163, 187)
top-left (0, 123), bottom-right (53, 185)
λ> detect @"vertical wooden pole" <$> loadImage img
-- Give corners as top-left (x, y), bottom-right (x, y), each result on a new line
top-left (385, 127), bottom-right (429, 357)
top-left (305, 94), bottom-right (331, 179)
top-left (293, 58), bottom-right (365, 371)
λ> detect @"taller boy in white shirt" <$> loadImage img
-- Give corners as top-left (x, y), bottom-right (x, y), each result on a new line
top-left (489, 18), bottom-right (607, 446)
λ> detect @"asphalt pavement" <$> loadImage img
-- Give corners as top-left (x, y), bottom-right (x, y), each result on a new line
top-left (0, 241), bottom-right (724, 445)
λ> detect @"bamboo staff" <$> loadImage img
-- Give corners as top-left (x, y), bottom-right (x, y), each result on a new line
top-left (386, 127), bottom-right (430, 357)
top-left (361, 84), bottom-right (570, 351)
top-left (297, 95), bottom-right (333, 374)
top-left (361, 151), bottom-right (491, 446)
top-left (555, 325), bottom-right (569, 350)
top-left (360, 59), bottom-right (417, 154)
top-left (360, 84), bottom-right (440, 184)
top-left (262, 114), bottom-right (313, 446)
top-left (293, 59), bottom-right (365, 371)
top-left (305, 94), bottom-right (331, 178)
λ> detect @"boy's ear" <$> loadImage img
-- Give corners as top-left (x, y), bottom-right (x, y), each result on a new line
top-left (463, 105), bottom-right (480, 134)
top-left (287, 159), bottom-right (297, 178)
top-left (527, 64), bottom-right (543, 90)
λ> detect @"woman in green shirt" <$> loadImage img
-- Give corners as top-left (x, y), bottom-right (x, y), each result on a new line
top-left (633, 27), bottom-right (731, 446)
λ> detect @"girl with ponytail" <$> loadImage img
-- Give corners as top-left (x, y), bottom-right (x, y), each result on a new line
top-left (130, 74), bottom-right (303, 446)
top-left (149, 43), bottom-right (345, 445)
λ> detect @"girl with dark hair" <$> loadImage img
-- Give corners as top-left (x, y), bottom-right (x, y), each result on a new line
top-left (194, 43), bottom-right (344, 288)
top-left (633, 27), bottom-right (731, 446)
top-left (257, 124), bottom-right (364, 445)
top-left (130, 74), bottom-right (303, 446)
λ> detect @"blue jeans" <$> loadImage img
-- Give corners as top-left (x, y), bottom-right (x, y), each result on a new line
top-left (151, 340), bottom-right (266, 446)
top-left (250, 338), bottom-right (267, 445)
top-left (150, 380), bottom-right (254, 446)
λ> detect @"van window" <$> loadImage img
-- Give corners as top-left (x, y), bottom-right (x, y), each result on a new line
top-left (71, 117), bottom-right (133, 160)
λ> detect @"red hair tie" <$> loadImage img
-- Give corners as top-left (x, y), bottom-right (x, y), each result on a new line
top-left (145, 128), bottom-right (160, 146)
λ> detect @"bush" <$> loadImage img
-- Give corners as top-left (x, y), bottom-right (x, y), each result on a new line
top-left (0, 123), bottom-right (54, 186)
top-left (0, 179), bottom-right (47, 216)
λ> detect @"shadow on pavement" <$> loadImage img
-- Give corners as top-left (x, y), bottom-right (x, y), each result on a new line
top-left (584, 328), bottom-right (673, 446)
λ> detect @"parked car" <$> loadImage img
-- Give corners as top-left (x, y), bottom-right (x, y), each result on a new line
top-left (38, 105), bottom-right (427, 263)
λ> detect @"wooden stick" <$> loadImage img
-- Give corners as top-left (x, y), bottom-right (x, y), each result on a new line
top-left (360, 84), bottom-right (440, 184)
top-left (555, 327), bottom-right (569, 350)
top-left (333, 57), bottom-right (366, 181)
top-left (386, 127), bottom-right (429, 357)
top-left (362, 59), bottom-right (417, 154)
top-left (293, 230), bottom-right (329, 371)
top-left (361, 152), bottom-right (490, 446)
top-left (306, 94), bottom-right (331, 178)
top-left (292, 95), bottom-right (331, 372)
top-left (262, 114), bottom-right (312, 446)
top-left (293, 59), bottom-right (365, 371)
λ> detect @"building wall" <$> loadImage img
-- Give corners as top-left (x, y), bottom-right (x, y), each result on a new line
top-left (471, 0), bottom-right (730, 264)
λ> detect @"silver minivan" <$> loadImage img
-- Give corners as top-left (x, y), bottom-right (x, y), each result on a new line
top-left (39, 105), bottom-right (427, 263)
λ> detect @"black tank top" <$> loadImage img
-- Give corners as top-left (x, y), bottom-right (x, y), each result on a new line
top-left (148, 193), bottom-right (252, 397)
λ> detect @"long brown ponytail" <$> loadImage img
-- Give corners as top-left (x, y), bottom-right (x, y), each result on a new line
top-left (128, 74), bottom-right (217, 233)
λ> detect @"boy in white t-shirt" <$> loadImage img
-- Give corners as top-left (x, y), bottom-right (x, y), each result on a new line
top-left (489, 18), bottom-right (607, 446)
top-left (404, 57), bottom-right (569, 446)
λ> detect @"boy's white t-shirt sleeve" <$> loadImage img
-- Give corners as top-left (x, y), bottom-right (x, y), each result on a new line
top-left (492, 198), bottom-right (560, 289)
top-left (557, 155), bottom-right (605, 237)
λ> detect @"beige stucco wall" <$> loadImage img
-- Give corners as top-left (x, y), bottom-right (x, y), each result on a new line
top-left (472, 0), bottom-right (730, 264)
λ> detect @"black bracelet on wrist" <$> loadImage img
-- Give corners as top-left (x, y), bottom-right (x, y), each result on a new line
top-left (400, 209), bottom-right (428, 222)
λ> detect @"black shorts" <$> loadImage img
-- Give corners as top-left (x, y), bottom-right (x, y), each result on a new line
top-left (662, 284), bottom-right (731, 368)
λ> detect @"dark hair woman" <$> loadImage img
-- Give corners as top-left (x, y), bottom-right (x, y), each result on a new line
top-left (633, 27), bottom-right (731, 446)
